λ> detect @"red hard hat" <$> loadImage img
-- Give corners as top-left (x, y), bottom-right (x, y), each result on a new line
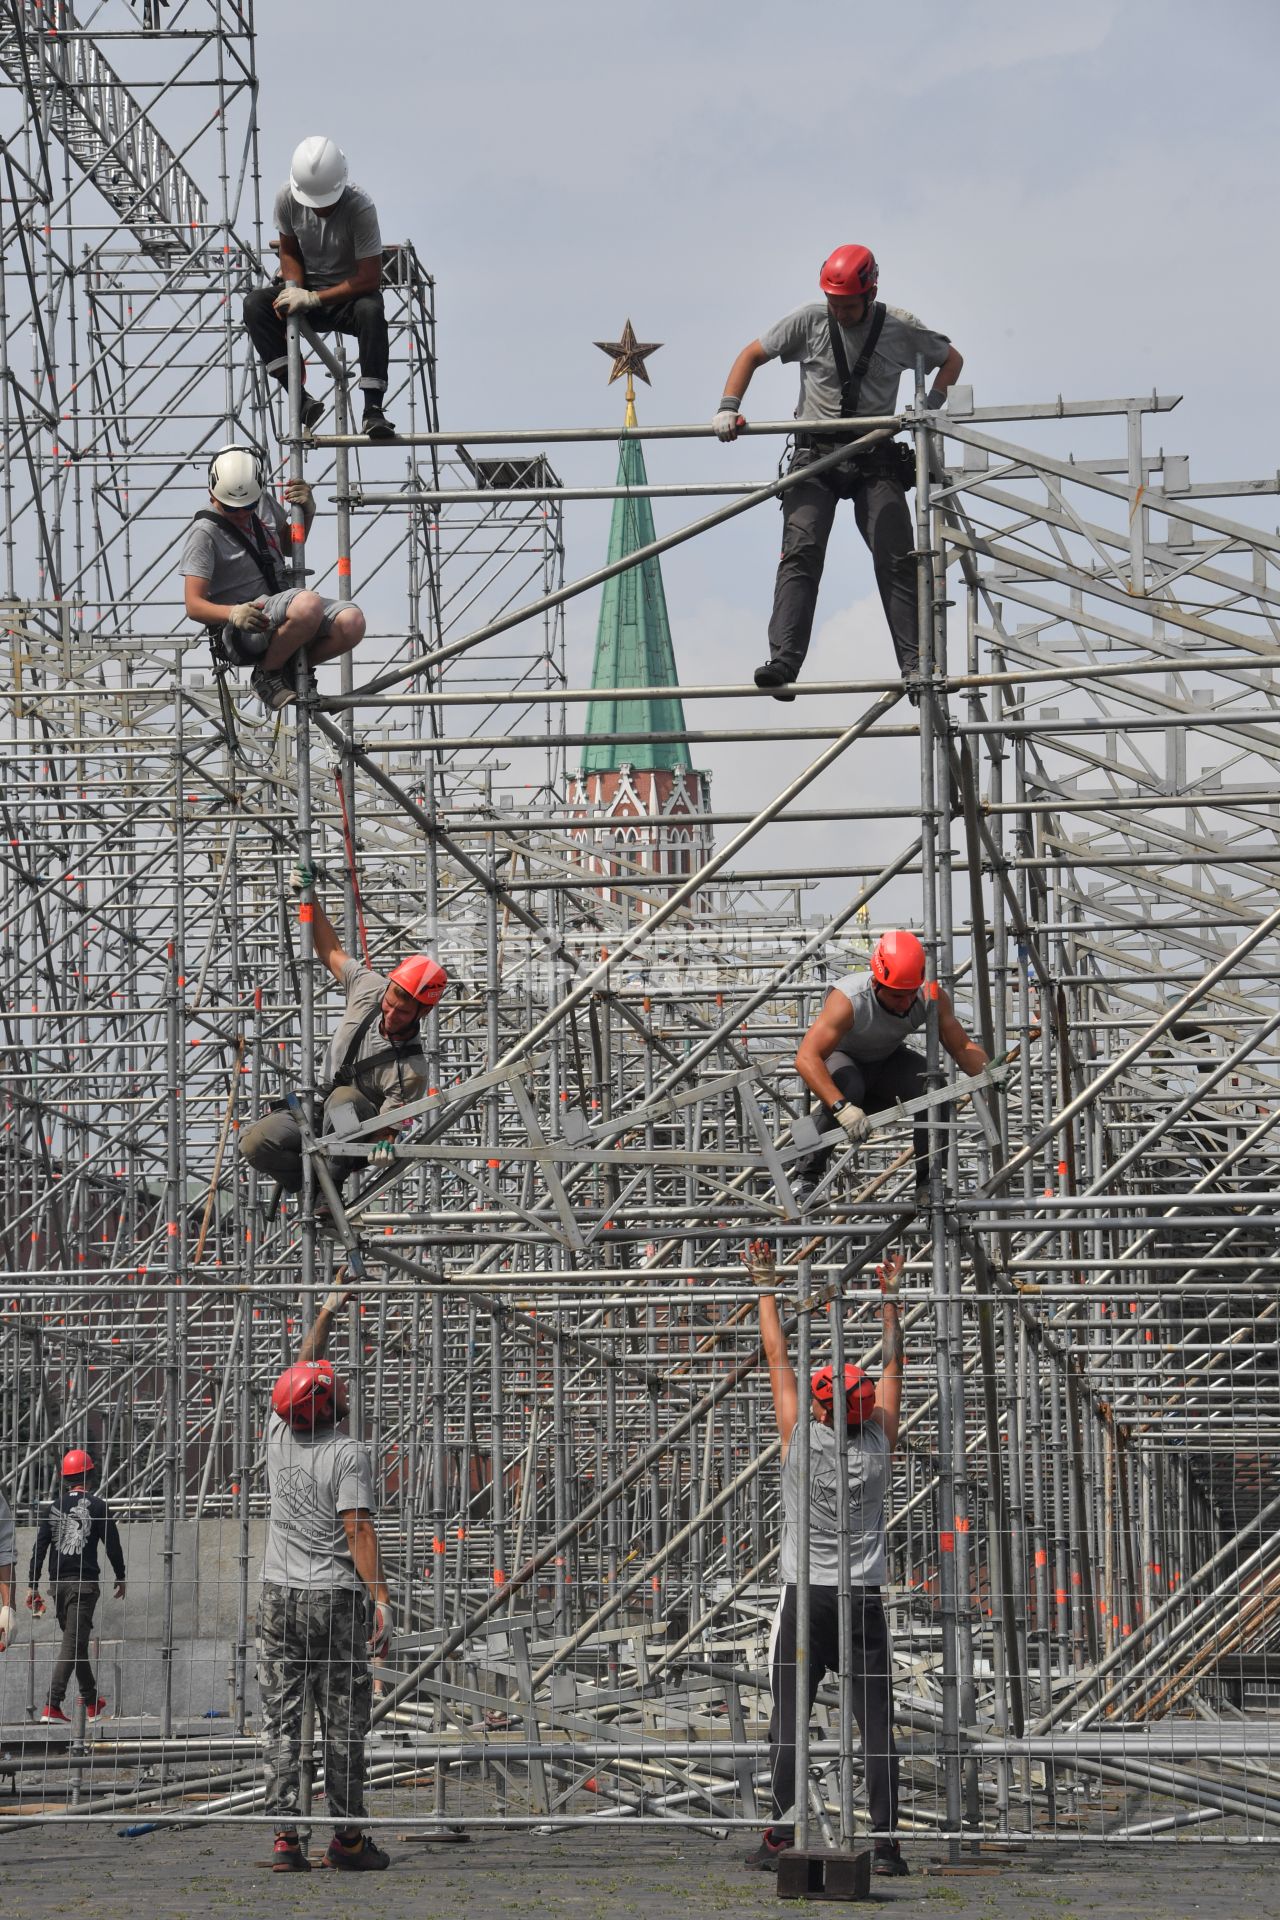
top-left (871, 930), bottom-right (927, 993)
top-left (819, 244), bottom-right (879, 301)
top-left (811, 1362), bottom-right (876, 1425)
top-left (272, 1359), bottom-right (341, 1431)
top-left (61, 1448), bottom-right (94, 1478)
top-left (388, 953), bottom-right (448, 1010)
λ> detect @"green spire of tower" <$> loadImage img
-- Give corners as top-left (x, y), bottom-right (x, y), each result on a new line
top-left (582, 322), bottom-right (691, 774)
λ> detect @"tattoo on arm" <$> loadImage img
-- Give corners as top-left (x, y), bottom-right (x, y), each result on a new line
top-left (882, 1311), bottom-right (904, 1370)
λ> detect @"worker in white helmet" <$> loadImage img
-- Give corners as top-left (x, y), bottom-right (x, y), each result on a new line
top-left (244, 136), bottom-right (395, 443)
top-left (181, 445), bottom-right (366, 713)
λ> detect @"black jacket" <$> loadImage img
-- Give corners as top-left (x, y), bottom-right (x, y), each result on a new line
top-left (28, 1490), bottom-right (125, 1588)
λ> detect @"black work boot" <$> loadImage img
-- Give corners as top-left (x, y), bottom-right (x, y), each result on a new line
top-left (754, 660), bottom-right (797, 703)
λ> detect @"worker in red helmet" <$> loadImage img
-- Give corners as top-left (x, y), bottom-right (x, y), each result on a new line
top-left (746, 1242), bottom-right (908, 1877)
top-left (793, 930), bottom-right (987, 1202)
top-left (258, 1277), bottom-right (392, 1872)
top-left (238, 865), bottom-right (448, 1220)
top-left (26, 1449), bottom-right (126, 1723)
top-left (713, 246), bottom-right (963, 701)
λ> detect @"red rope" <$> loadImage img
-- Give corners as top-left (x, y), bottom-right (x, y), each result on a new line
top-left (334, 767), bottom-right (371, 966)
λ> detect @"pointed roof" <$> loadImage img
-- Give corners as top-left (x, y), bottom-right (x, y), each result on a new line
top-left (582, 378), bottom-right (691, 775)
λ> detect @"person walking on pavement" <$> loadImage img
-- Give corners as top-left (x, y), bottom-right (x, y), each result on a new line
top-left (237, 866), bottom-right (447, 1211)
top-left (794, 930), bottom-right (987, 1201)
top-left (0, 1484), bottom-right (16, 1657)
top-left (26, 1450), bottom-right (126, 1722)
top-left (714, 245), bottom-right (963, 701)
top-left (244, 136), bottom-right (396, 442)
top-left (745, 1241), bottom-right (909, 1878)
top-left (182, 445), bottom-right (366, 714)
top-left (259, 1280), bottom-right (393, 1871)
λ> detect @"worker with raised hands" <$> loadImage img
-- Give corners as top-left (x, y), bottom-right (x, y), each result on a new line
top-left (243, 136), bottom-right (396, 442)
top-left (745, 1240), bottom-right (908, 1877)
top-left (237, 865), bottom-right (447, 1217)
top-left (793, 929), bottom-right (987, 1203)
top-left (258, 1277), bottom-right (392, 1872)
top-left (713, 245), bottom-right (962, 701)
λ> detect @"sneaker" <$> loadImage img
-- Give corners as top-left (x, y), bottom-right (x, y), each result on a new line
top-left (873, 1845), bottom-right (909, 1878)
top-left (250, 665), bottom-right (294, 714)
top-left (300, 392), bottom-right (325, 433)
top-left (324, 1832), bottom-right (390, 1871)
top-left (272, 1831), bottom-right (311, 1873)
top-left (361, 404), bottom-right (397, 443)
top-left (84, 1696), bottom-right (108, 1720)
top-left (753, 660), bottom-right (797, 703)
top-left (743, 1828), bottom-right (793, 1872)
top-left (39, 1704), bottom-right (68, 1724)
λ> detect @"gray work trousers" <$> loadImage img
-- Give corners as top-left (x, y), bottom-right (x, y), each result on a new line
top-left (767, 460), bottom-right (918, 679)
top-left (238, 1086), bottom-right (377, 1193)
top-left (258, 1582), bottom-right (372, 1830)
top-left (50, 1582), bottom-right (99, 1706)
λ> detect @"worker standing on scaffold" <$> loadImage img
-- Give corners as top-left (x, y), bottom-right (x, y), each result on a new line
top-left (238, 868), bottom-right (447, 1218)
top-left (794, 929), bottom-right (987, 1203)
top-left (182, 446), bottom-right (367, 715)
top-left (243, 137), bottom-right (397, 443)
top-left (713, 246), bottom-right (962, 701)
top-left (259, 1279), bottom-right (393, 1871)
top-left (745, 1241), bottom-right (909, 1877)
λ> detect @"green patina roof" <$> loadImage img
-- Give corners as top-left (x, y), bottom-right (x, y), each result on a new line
top-left (581, 425), bottom-right (691, 774)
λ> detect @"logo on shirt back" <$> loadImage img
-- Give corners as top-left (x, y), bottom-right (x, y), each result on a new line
top-left (276, 1466), bottom-right (320, 1519)
top-left (51, 1498), bottom-right (93, 1558)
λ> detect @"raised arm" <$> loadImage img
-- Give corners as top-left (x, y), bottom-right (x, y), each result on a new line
top-left (938, 988), bottom-right (988, 1077)
top-left (795, 989), bottom-right (855, 1110)
top-left (291, 865), bottom-right (352, 985)
top-left (747, 1240), bottom-right (798, 1456)
top-left (298, 1279), bottom-right (351, 1364)
top-left (870, 1254), bottom-right (905, 1450)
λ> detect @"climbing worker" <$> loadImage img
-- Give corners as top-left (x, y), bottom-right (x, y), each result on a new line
top-left (713, 245), bottom-right (963, 700)
top-left (745, 1240), bottom-right (908, 1878)
top-left (259, 1279), bottom-right (392, 1871)
top-left (26, 1449), bottom-right (126, 1722)
top-left (0, 1483), bottom-right (15, 1656)
top-left (237, 865), bottom-right (447, 1211)
top-left (243, 136), bottom-right (396, 442)
top-left (793, 929), bottom-right (987, 1201)
top-left (182, 444), bottom-right (366, 714)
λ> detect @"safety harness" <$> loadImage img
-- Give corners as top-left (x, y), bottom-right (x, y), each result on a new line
top-left (323, 998), bottom-right (421, 1108)
top-left (812, 303), bottom-right (915, 493)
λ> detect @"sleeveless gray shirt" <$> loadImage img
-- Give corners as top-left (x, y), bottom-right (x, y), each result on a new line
top-left (780, 1417), bottom-right (890, 1585)
top-left (825, 970), bottom-right (928, 1069)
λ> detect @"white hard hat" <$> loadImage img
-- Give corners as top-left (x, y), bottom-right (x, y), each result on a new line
top-left (289, 136), bottom-right (348, 210)
top-left (208, 445), bottom-right (264, 508)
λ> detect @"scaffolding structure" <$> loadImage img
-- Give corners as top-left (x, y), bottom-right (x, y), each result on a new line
top-left (2, 0), bottom-right (1280, 1856)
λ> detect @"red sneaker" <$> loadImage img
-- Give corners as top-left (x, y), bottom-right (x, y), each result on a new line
top-left (39, 1705), bottom-right (68, 1723)
top-left (84, 1697), bottom-right (108, 1719)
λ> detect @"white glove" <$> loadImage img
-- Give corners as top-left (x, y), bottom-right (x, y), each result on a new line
top-left (0, 1605), bottom-right (15, 1652)
top-left (289, 859), bottom-right (314, 893)
top-left (274, 283), bottom-right (321, 316)
top-left (370, 1136), bottom-right (397, 1164)
top-left (284, 479), bottom-right (314, 511)
top-left (834, 1102), bottom-right (871, 1143)
top-left (321, 1288), bottom-right (352, 1316)
top-left (713, 401), bottom-right (744, 443)
top-left (743, 1238), bottom-right (777, 1292)
top-left (369, 1602), bottom-right (394, 1660)
top-left (226, 599), bottom-right (269, 632)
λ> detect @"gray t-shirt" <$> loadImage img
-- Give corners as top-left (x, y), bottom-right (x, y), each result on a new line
top-left (262, 1413), bottom-right (376, 1592)
top-left (324, 956), bottom-right (428, 1113)
top-left (0, 1489), bottom-right (14, 1569)
top-left (826, 971), bottom-right (928, 1070)
top-left (180, 494), bottom-right (289, 604)
top-left (780, 1416), bottom-right (889, 1585)
top-left (274, 183), bottom-right (382, 291)
top-left (759, 302), bottom-right (951, 421)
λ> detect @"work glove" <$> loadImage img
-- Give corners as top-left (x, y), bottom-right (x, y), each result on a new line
top-left (834, 1102), bottom-right (871, 1143)
top-left (289, 859), bottom-right (314, 893)
top-left (369, 1602), bottom-right (394, 1660)
top-left (877, 1253), bottom-right (904, 1301)
top-left (25, 1590), bottom-right (45, 1615)
top-left (925, 388), bottom-right (947, 410)
top-left (226, 599), bottom-right (269, 633)
top-left (370, 1136), bottom-right (397, 1164)
top-left (713, 399), bottom-right (744, 443)
top-left (0, 1605), bottom-right (15, 1652)
top-left (113, 1580), bottom-right (127, 1600)
top-left (321, 1282), bottom-right (354, 1316)
top-left (273, 283), bottom-right (321, 316)
top-left (284, 479), bottom-right (314, 512)
top-left (743, 1237), bottom-right (777, 1292)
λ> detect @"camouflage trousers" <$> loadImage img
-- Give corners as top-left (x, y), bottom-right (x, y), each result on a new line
top-left (257, 1581), bottom-right (372, 1824)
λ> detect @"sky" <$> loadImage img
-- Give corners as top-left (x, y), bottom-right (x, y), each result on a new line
top-left (251, 0), bottom-right (1280, 928)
